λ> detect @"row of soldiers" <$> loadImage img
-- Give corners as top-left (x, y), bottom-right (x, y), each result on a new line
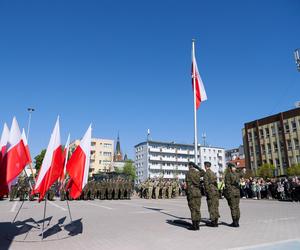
top-left (138, 179), bottom-right (180, 199)
top-left (61, 179), bottom-right (133, 201)
top-left (7, 178), bottom-right (133, 201)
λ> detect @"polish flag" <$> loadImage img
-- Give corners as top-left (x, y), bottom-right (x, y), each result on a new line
top-left (3, 117), bottom-right (29, 185)
top-left (60, 133), bottom-right (70, 186)
top-left (192, 42), bottom-right (207, 109)
top-left (0, 123), bottom-right (10, 196)
top-left (21, 129), bottom-right (32, 163)
top-left (66, 125), bottom-right (91, 199)
top-left (0, 123), bottom-right (10, 156)
top-left (33, 117), bottom-right (63, 202)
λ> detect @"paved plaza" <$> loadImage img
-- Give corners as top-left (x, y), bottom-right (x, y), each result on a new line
top-left (0, 197), bottom-right (300, 250)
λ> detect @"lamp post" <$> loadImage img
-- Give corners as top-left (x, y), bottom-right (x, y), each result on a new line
top-left (27, 108), bottom-right (35, 142)
top-left (294, 49), bottom-right (300, 72)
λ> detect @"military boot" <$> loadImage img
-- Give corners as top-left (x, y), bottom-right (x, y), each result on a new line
top-left (229, 220), bottom-right (239, 227)
top-left (206, 219), bottom-right (218, 227)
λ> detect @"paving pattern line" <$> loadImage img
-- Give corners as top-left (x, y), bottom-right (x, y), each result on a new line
top-left (86, 201), bottom-right (114, 210)
top-left (10, 201), bottom-right (18, 212)
top-left (48, 201), bottom-right (67, 211)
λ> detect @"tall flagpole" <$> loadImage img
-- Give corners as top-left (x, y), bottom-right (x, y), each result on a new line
top-left (192, 39), bottom-right (198, 165)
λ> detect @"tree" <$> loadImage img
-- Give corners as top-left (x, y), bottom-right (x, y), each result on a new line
top-left (257, 163), bottom-right (275, 179)
top-left (122, 160), bottom-right (136, 180)
top-left (244, 168), bottom-right (254, 179)
top-left (287, 164), bottom-right (300, 176)
top-left (34, 149), bottom-right (46, 173)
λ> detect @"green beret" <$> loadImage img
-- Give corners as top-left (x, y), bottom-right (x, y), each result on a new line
top-left (204, 161), bottom-right (211, 167)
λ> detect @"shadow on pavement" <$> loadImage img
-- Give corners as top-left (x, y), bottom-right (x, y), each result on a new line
top-left (143, 206), bottom-right (190, 220)
top-left (0, 216), bottom-right (83, 248)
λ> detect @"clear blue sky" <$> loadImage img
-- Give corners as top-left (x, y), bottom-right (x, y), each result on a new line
top-left (0, 0), bottom-right (299, 159)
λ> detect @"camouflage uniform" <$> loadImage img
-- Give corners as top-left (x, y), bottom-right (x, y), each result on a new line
top-left (186, 163), bottom-right (205, 230)
top-left (204, 168), bottom-right (220, 226)
top-left (224, 164), bottom-right (244, 227)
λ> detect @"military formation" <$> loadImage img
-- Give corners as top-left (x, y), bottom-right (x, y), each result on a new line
top-left (186, 161), bottom-right (245, 230)
top-left (137, 179), bottom-right (180, 199)
top-left (7, 178), bottom-right (133, 201)
top-left (61, 179), bottom-right (133, 201)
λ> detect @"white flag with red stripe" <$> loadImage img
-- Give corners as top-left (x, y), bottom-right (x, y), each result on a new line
top-left (66, 125), bottom-right (91, 199)
top-left (21, 129), bottom-right (32, 163)
top-left (60, 133), bottom-right (70, 186)
top-left (192, 44), bottom-right (207, 109)
top-left (0, 123), bottom-right (10, 196)
top-left (3, 117), bottom-right (29, 185)
top-left (33, 117), bottom-right (63, 202)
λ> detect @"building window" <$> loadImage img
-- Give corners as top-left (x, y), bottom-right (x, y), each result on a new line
top-left (267, 143), bottom-right (271, 153)
top-left (287, 140), bottom-right (292, 150)
top-left (261, 144), bottom-right (266, 154)
top-left (91, 142), bottom-right (96, 146)
top-left (260, 129), bottom-right (264, 138)
top-left (265, 128), bottom-right (270, 137)
top-left (271, 126), bottom-right (276, 135)
top-left (292, 121), bottom-right (297, 132)
top-left (285, 123), bottom-right (290, 133)
top-left (273, 142), bottom-right (278, 152)
top-left (294, 139), bottom-right (299, 149)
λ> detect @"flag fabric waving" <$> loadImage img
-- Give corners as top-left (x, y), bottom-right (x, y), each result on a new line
top-left (192, 43), bottom-right (207, 109)
top-left (60, 133), bottom-right (70, 187)
top-left (0, 123), bottom-right (10, 196)
top-left (33, 117), bottom-right (63, 202)
top-left (3, 117), bottom-right (29, 185)
top-left (21, 129), bottom-right (32, 163)
top-left (66, 125), bottom-right (91, 199)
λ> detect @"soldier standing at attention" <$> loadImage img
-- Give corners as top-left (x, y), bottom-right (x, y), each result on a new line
top-left (203, 161), bottom-right (220, 227)
top-left (224, 163), bottom-right (246, 227)
top-left (185, 162), bottom-right (205, 230)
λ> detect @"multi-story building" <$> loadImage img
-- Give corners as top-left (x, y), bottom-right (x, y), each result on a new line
top-left (134, 140), bottom-right (225, 183)
top-left (225, 145), bottom-right (245, 162)
top-left (243, 107), bottom-right (300, 175)
top-left (70, 138), bottom-right (114, 175)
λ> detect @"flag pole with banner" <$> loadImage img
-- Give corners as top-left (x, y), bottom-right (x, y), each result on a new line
top-left (191, 39), bottom-right (207, 166)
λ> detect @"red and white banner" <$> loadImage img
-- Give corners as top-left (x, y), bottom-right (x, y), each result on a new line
top-left (33, 117), bottom-right (63, 202)
top-left (192, 44), bottom-right (207, 109)
top-left (66, 125), bottom-right (91, 199)
top-left (3, 117), bottom-right (30, 185)
top-left (21, 128), bottom-right (32, 164)
top-left (0, 123), bottom-right (10, 196)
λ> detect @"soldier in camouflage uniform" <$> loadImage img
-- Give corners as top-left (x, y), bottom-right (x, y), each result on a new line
top-left (119, 179), bottom-right (125, 200)
top-left (154, 179), bottom-right (160, 199)
top-left (224, 163), bottom-right (246, 227)
top-left (203, 161), bottom-right (220, 227)
top-left (107, 179), bottom-right (113, 200)
top-left (162, 181), bottom-right (167, 199)
top-left (167, 180), bottom-right (172, 199)
top-left (185, 162), bottom-right (205, 230)
top-left (100, 180), bottom-right (106, 200)
top-left (9, 184), bottom-right (18, 201)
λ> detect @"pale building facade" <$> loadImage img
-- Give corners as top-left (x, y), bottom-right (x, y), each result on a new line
top-left (70, 138), bottom-right (114, 175)
top-left (134, 140), bottom-right (225, 183)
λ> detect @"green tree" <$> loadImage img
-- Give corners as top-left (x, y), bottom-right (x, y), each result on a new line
top-left (34, 149), bottom-right (46, 173)
top-left (257, 163), bottom-right (275, 179)
top-left (244, 168), bottom-right (254, 179)
top-left (122, 160), bottom-right (136, 180)
top-left (287, 164), bottom-right (300, 176)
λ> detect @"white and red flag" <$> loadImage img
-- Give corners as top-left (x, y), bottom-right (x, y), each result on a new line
top-left (0, 123), bottom-right (10, 195)
top-left (66, 125), bottom-right (91, 199)
top-left (192, 42), bottom-right (207, 109)
top-left (0, 123), bottom-right (9, 156)
top-left (3, 117), bottom-right (30, 185)
top-left (33, 117), bottom-right (63, 202)
top-left (60, 133), bottom-right (70, 187)
top-left (21, 128), bottom-right (32, 163)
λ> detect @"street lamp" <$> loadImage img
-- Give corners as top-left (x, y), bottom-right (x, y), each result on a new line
top-left (27, 108), bottom-right (35, 142)
top-left (294, 49), bottom-right (300, 72)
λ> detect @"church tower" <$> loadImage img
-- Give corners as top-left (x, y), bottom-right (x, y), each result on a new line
top-left (114, 133), bottom-right (123, 162)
